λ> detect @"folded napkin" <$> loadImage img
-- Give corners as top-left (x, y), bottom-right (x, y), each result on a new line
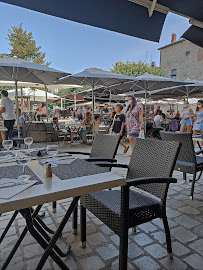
top-left (40, 157), bottom-right (75, 165)
top-left (0, 178), bottom-right (38, 199)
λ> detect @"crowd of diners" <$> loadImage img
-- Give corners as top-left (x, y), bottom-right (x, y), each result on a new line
top-left (0, 89), bottom-right (203, 149)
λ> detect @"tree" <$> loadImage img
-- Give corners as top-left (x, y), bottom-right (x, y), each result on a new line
top-left (111, 60), bottom-right (163, 77)
top-left (57, 85), bottom-right (91, 97)
top-left (0, 23), bottom-right (51, 66)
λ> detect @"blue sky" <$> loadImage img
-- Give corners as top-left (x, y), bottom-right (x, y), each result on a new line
top-left (0, 2), bottom-right (190, 74)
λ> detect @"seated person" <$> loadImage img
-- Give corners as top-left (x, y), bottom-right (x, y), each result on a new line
top-left (37, 102), bottom-right (47, 121)
top-left (53, 117), bottom-right (73, 143)
top-left (93, 115), bottom-right (100, 136)
top-left (12, 108), bottom-right (25, 137)
top-left (154, 110), bottom-right (163, 129)
top-left (81, 112), bottom-right (93, 144)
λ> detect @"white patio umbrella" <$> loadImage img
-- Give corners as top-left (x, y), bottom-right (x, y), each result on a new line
top-left (7, 88), bottom-right (59, 102)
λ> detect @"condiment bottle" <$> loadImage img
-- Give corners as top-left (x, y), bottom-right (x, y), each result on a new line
top-left (46, 164), bottom-right (52, 178)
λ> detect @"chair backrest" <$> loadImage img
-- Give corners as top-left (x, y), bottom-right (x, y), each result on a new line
top-left (126, 138), bottom-right (180, 201)
top-left (160, 131), bottom-right (196, 165)
top-left (89, 133), bottom-right (120, 159)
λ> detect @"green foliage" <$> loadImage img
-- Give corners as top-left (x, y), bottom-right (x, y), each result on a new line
top-left (111, 60), bottom-right (163, 77)
top-left (0, 23), bottom-right (51, 66)
top-left (57, 85), bottom-right (91, 97)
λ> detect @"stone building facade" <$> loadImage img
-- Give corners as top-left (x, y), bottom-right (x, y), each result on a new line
top-left (159, 34), bottom-right (203, 81)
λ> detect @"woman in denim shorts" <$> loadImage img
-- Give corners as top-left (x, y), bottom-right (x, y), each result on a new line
top-left (180, 100), bottom-right (195, 133)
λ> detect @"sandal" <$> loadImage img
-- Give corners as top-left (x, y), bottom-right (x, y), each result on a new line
top-left (123, 146), bottom-right (129, 154)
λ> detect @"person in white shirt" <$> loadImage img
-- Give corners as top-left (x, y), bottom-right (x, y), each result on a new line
top-left (154, 110), bottom-right (163, 128)
top-left (0, 90), bottom-right (15, 140)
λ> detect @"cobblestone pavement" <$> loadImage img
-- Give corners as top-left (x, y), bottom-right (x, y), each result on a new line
top-left (1, 142), bottom-right (203, 270)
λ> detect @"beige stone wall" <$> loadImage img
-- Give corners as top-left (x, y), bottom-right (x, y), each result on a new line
top-left (159, 40), bottom-right (203, 81)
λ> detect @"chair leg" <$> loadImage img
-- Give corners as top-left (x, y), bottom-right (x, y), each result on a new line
top-left (162, 213), bottom-right (173, 259)
top-left (52, 201), bottom-right (57, 213)
top-left (72, 203), bottom-right (78, 235)
top-left (80, 205), bottom-right (86, 248)
top-left (119, 229), bottom-right (128, 270)
top-left (190, 172), bottom-right (197, 200)
top-left (183, 172), bottom-right (186, 183)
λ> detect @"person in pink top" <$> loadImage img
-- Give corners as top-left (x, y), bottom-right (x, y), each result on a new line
top-left (37, 102), bottom-right (47, 120)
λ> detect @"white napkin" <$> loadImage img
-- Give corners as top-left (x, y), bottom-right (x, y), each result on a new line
top-left (40, 158), bottom-right (75, 165)
top-left (0, 178), bottom-right (38, 199)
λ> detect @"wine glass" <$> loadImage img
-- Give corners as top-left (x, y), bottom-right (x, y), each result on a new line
top-left (24, 137), bottom-right (33, 150)
top-left (46, 145), bottom-right (58, 167)
top-left (2, 140), bottom-right (13, 158)
top-left (15, 151), bottom-right (31, 180)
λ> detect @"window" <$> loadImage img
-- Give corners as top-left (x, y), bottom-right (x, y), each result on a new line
top-left (171, 69), bottom-right (177, 79)
top-left (186, 51), bottom-right (190, 56)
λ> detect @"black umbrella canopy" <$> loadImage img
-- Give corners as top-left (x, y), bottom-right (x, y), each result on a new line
top-left (94, 73), bottom-right (189, 94)
top-left (0, 0), bottom-right (166, 42)
top-left (0, 56), bottom-right (70, 84)
top-left (150, 82), bottom-right (203, 99)
top-left (58, 67), bottom-right (134, 87)
top-left (182, 26), bottom-right (203, 48)
top-left (0, 56), bottom-right (69, 136)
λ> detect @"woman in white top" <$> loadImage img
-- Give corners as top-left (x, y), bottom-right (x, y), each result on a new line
top-left (180, 100), bottom-right (194, 133)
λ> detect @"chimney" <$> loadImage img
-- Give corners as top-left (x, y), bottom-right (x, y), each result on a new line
top-left (115, 61), bottom-right (121, 66)
top-left (171, 33), bottom-right (177, 43)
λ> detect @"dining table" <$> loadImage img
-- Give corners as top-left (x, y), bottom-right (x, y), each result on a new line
top-left (0, 151), bottom-right (125, 270)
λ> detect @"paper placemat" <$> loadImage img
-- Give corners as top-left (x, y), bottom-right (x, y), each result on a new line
top-left (0, 178), bottom-right (38, 199)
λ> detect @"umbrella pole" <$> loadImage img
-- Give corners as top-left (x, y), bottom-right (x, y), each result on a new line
top-left (20, 87), bottom-right (23, 113)
top-left (92, 85), bottom-right (95, 120)
top-left (109, 90), bottom-right (112, 107)
top-left (144, 85), bottom-right (147, 135)
top-left (45, 85), bottom-right (48, 121)
top-left (61, 98), bottom-right (63, 110)
top-left (74, 92), bottom-right (77, 110)
top-left (15, 80), bottom-right (20, 138)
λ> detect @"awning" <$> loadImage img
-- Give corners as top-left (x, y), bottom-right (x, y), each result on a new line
top-left (0, 0), bottom-right (166, 42)
top-left (181, 26), bottom-right (203, 48)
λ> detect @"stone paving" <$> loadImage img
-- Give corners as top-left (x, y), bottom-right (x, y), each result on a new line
top-left (1, 141), bottom-right (203, 269)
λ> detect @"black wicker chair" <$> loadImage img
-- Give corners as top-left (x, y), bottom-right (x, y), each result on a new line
top-left (80, 138), bottom-right (180, 270)
top-left (53, 133), bottom-right (121, 232)
top-left (160, 131), bottom-right (203, 200)
top-left (67, 133), bottom-right (120, 163)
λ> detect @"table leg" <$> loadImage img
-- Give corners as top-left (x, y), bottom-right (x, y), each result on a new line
top-left (0, 211), bottom-right (18, 244)
top-left (1, 206), bottom-right (42, 270)
top-left (36, 196), bottom-right (80, 270)
top-left (22, 208), bottom-right (70, 270)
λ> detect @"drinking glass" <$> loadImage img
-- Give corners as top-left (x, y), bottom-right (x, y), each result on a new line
top-left (24, 137), bottom-right (33, 150)
top-left (46, 145), bottom-right (58, 167)
top-left (2, 140), bottom-right (13, 158)
top-left (15, 151), bottom-right (31, 180)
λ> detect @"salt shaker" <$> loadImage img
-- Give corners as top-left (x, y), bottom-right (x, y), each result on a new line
top-left (45, 163), bottom-right (52, 178)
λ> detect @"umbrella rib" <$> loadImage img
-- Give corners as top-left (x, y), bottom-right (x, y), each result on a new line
top-left (0, 67), bottom-right (12, 80)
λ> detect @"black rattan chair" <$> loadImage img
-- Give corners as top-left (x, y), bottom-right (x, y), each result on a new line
top-left (53, 133), bottom-right (121, 232)
top-left (160, 131), bottom-right (203, 200)
top-left (80, 138), bottom-right (180, 270)
top-left (67, 133), bottom-right (120, 163)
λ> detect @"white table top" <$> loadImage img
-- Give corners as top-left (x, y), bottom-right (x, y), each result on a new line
top-left (0, 159), bottom-right (125, 214)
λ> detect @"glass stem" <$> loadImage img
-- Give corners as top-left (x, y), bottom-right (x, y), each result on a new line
top-left (22, 165), bottom-right (25, 175)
